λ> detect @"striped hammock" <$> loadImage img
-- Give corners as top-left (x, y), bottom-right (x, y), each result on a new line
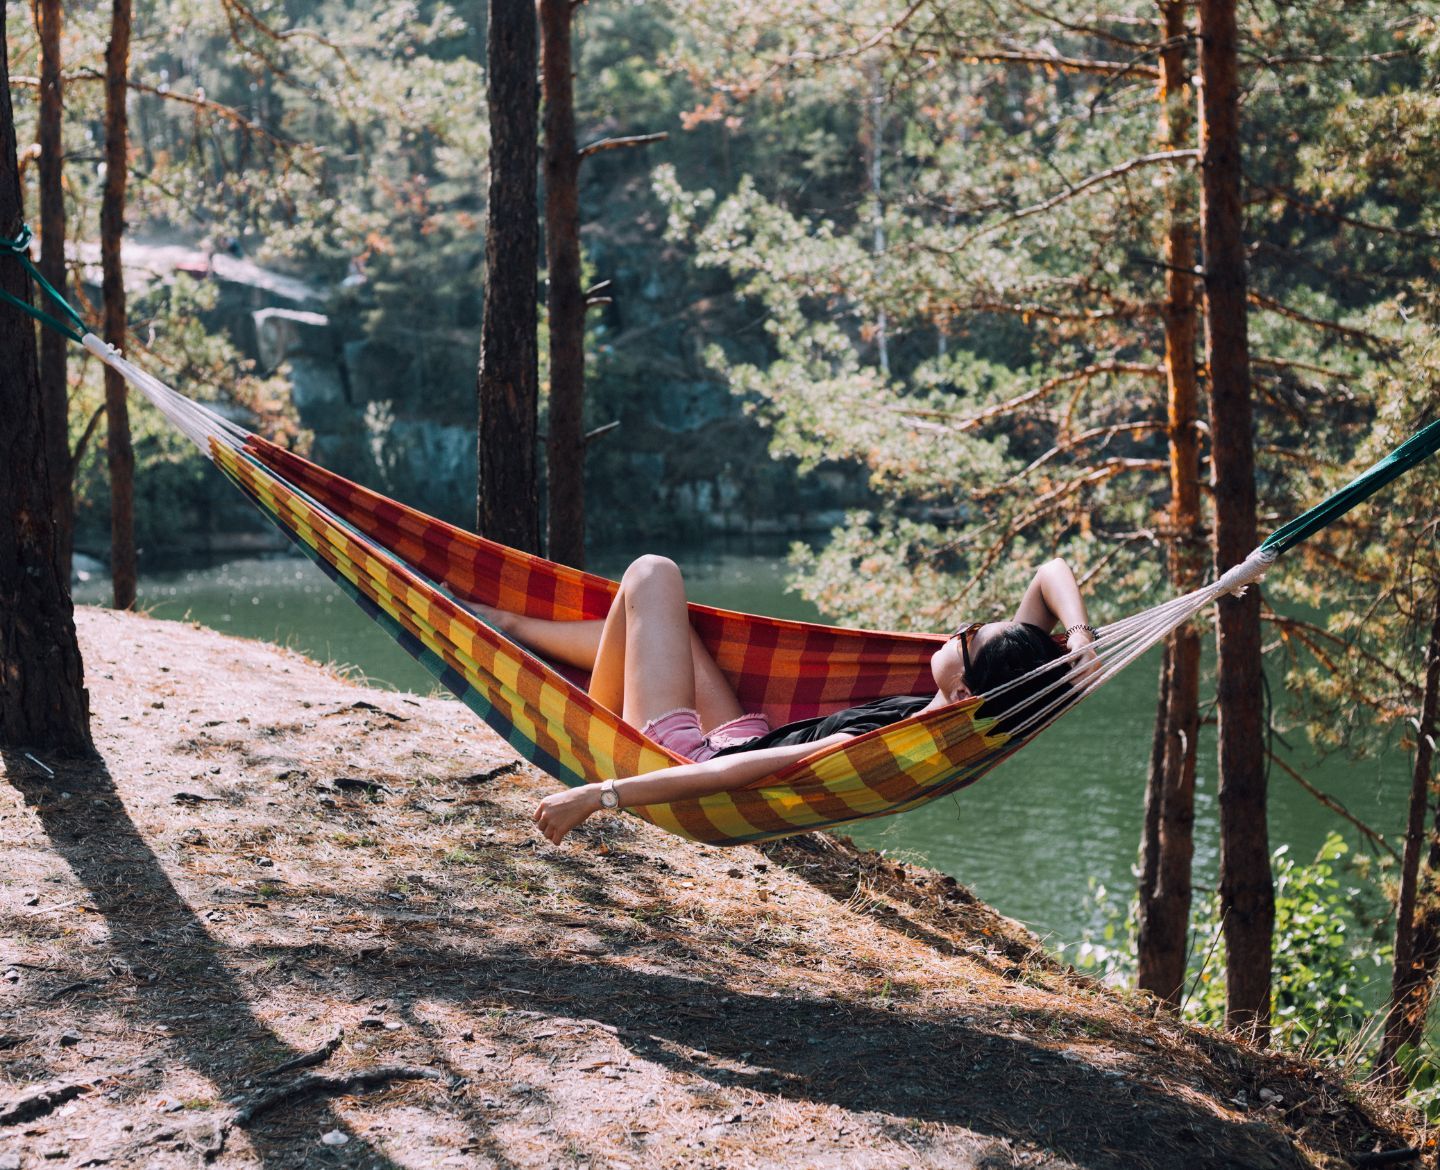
top-left (9, 291), bottom-right (1431, 845)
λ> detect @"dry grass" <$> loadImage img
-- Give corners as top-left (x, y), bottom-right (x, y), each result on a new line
top-left (0, 606), bottom-right (1425, 1169)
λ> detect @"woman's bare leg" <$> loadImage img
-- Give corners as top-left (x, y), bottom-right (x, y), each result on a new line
top-left (473, 558), bottom-right (745, 729)
top-left (472, 605), bottom-right (604, 672)
top-left (588, 556), bottom-right (744, 729)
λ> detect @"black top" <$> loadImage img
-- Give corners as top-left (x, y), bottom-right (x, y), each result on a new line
top-left (711, 694), bottom-right (934, 757)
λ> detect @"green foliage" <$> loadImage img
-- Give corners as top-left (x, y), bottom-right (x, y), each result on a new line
top-left (1186, 836), bottom-right (1393, 1057)
top-left (1077, 834), bottom-right (1394, 1060)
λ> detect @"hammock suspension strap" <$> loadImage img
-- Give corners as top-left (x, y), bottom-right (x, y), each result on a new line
top-left (0, 224), bottom-right (88, 344)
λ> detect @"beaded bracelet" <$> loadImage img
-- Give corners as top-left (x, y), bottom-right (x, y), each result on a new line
top-left (1065, 622), bottom-right (1098, 640)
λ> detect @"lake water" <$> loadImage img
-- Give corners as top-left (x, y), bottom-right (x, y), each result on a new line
top-left (73, 548), bottom-right (1412, 959)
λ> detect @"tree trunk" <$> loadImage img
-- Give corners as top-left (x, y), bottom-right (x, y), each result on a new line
top-left (1198, 0), bottom-right (1271, 1041)
top-left (1138, 639), bottom-right (1173, 971)
top-left (102, 0), bottom-right (137, 609)
top-left (1137, 0), bottom-right (1204, 1007)
top-left (1377, 597), bottom-right (1440, 1084)
top-left (0, 3), bottom-right (92, 755)
top-left (541, 0), bottom-right (585, 568)
top-left (476, 0), bottom-right (540, 553)
top-left (37, 0), bottom-right (73, 583)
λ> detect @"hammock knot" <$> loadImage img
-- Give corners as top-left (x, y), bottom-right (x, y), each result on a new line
top-left (1215, 546), bottom-right (1276, 598)
top-left (0, 224), bottom-right (34, 254)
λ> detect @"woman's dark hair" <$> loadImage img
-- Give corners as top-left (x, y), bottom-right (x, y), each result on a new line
top-left (966, 622), bottom-right (1072, 737)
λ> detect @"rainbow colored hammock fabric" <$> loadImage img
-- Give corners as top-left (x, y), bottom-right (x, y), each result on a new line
top-left (213, 435), bottom-right (1017, 845)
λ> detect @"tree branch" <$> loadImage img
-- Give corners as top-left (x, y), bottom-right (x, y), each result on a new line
top-left (1267, 749), bottom-right (1398, 861)
top-left (1256, 184), bottom-right (1440, 244)
top-left (948, 49), bottom-right (1158, 79)
top-left (69, 403), bottom-right (106, 473)
top-left (889, 362), bottom-right (1165, 430)
top-left (42, 68), bottom-right (311, 155)
top-left (937, 150), bottom-right (1197, 255)
top-left (776, 0), bottom-right (932, 66)
top-left (1003, 0), bottom-right (1158, 49)
top-left (1247, 291), bottom-right (1397, 349)
top-left (578, 131), bottom-right (668, 159)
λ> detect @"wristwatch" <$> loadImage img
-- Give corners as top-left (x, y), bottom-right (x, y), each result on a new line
top-left (599, 779), bottom-right (620, 810)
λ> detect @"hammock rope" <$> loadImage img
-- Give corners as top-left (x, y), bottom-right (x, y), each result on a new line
top-left (2, 228), bottom-right (1436, 845)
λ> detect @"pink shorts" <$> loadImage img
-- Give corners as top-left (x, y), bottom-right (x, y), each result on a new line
top-left (640, 708), bottom-right (772, 763)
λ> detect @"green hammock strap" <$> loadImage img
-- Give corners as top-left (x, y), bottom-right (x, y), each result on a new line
top-left (1261, 417), bottom-right (1440, 556)
top-left (0, 224), bottom-right (88, 344)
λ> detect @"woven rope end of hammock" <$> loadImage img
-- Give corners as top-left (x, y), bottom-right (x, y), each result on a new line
top-left (1216, 546), bottom-right (1278, 598)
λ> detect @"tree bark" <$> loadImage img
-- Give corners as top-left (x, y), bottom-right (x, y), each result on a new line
top-left (1137, 0), bottom-right (1204, 1007)
top-left (1199, 0), bottom-right (1271, 1041)
top-left (1138, 639), bottom-right (1173, 971)
top-left (1378, 598), bottom-right (1440, 1084)
top-left (102, 0), bottom-right (137, 609)
top-left (541, 0), bottom-right (586, 568)
top-left (37, 0), bottom-right (73, 582)
top-left (0, 3), bottom-right (92, 755)
top-left (476, 0), bottom-right (540, 553)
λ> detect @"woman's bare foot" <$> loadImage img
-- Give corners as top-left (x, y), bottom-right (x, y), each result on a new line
top-left (533, 784), bottom-right (604, 844)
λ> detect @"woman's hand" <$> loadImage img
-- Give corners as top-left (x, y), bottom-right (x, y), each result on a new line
top-left (1066, 626), bottom-right (1101, 685)
top-left (533, 783), bottom-right (604, 845)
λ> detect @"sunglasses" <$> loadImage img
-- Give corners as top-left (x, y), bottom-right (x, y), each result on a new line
top-left (950, 621), bottom-right (982, 681)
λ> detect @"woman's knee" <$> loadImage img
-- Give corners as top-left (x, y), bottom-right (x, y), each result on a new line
top-left (622, 553), bottom-right (683, 592)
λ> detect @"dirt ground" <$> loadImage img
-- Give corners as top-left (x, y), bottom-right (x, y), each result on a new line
top-left (0, 606), bottom-right (1426, 1169)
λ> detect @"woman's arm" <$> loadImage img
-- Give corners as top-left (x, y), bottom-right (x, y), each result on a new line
top-left (1013, 558), bottom-right (1099, 676)
top-left (533, 732), bottom-right (854, 844)
top-left (1013, 558), bottom-right (1089, 632)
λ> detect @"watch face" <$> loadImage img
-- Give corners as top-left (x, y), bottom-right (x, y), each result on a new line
top-left (601, 785), bottom-right (618, 808)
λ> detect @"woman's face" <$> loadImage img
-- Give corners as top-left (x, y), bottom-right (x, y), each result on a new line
top-left (930, 620), bottom-right (1010, 703)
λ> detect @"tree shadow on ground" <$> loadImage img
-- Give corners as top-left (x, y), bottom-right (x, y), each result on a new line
top-left (0, 749), bottom-right (486, 1169)
top-left (279, 938), bottom-right (1335, 1170)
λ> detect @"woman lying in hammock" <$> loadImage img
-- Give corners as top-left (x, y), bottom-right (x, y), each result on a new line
top-left (477, 555), bottom-right (1095, 844)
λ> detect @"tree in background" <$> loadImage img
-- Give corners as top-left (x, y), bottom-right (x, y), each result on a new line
top-left (35, 0), bottom-right (72, 582)
top-left (1198, 0), bottom-right (1270, 1040)
top-left (477, 0), bottom-right (540, 552)
top-left (541, 0), bottom-right (586, 568)
top-left (540, 0), bottom-right (666, 568)
top-left (0, 2), bottom-right (92, 755)
top-left (101, 0), bottom-right (137, 609)
top-left (1136, 0), bottom-right (1204, 1007)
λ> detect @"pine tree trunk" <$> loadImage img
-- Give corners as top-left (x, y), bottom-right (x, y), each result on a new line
top-left (0, 5), bottom-right (92, 756)
top-left (1137, 0), bottom-right (1204, 1006)
top-left (476, 0), bottom-right (541, 553)
top-left (102, 0), bottom-right (137, 609)
top-left (37, 0), bottom-right (73, 583)
top-left (541, 0), bottom-right (585, 568)
top-left (1198, 0), bottom-right (1272, 1041)
top-left (1378, 598), bottom-right (1440, 1084)
top-left (1138, 639), bottom-right (1173, 972)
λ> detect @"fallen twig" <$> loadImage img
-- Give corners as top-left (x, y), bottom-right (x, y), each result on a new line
top-left (258, 1029), bottom-right (344, 1078)
top-left (462, 761), bottom-right (524, 785)
top-left (336, 701), bottom-right (410, 722)
top-left (229, 1066), bottom-right (444, 1126)
top-left (0, 1081), bottom-right (88, 1126)
top-left (47, 980), bottom-right (95, 1001)
top-left (1351, 1150), bottom-right (1421, 1168)
top-left (0, 1058), bottom-right (155, 1125)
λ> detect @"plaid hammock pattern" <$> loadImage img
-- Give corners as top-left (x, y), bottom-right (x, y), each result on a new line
top-left (212, 435), bottom-right (1017, 845)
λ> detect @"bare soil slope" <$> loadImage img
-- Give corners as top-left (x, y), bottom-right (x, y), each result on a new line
top-left (0, 607), bottom-right (1420, 1169)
